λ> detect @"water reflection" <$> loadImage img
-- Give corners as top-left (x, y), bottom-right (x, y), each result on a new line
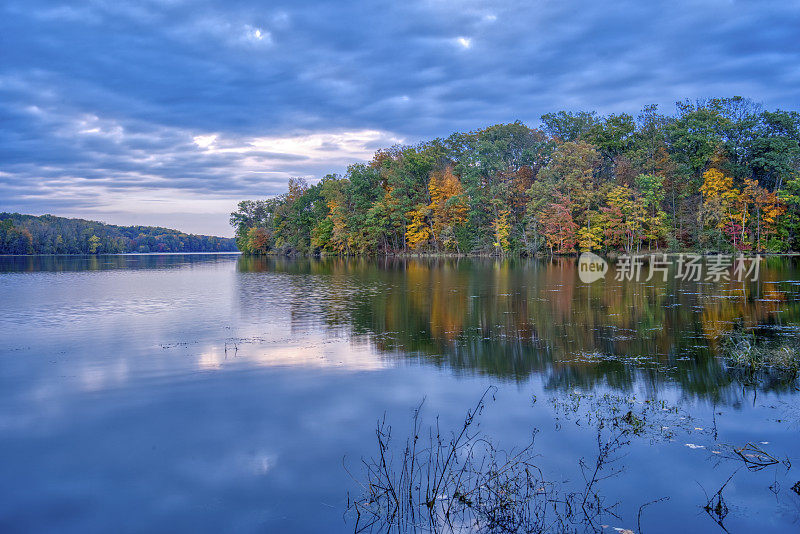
top-left (1, 254), bottom-right (798, 533)
top-left (0, 253), bottom-right (240, 273)
top-left (237, 256), bottom-right (800, 397)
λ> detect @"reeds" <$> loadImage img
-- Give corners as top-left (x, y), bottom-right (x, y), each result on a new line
top-left (345, 387), bottom-right (628, 533)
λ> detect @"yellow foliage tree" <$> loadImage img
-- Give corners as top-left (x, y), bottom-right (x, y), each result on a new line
top-left (700, 167), bottom-right (746, 248)
top-left (577, 225), bottom-right (603, 251)
top-left (428, 167), bottom-right (467, 250)
top-left (601, 186), bottom-right (646, 252)
top-left (88, 234), bottom-right (101, 254)
top-left (700, 169), bottom-right (740, 222)
top-left (493, 209), bottom-right (511, 254)
top-left (406, 206), bottom-right (432, 250)
top-left (327, 199), bottom-right (350, 253)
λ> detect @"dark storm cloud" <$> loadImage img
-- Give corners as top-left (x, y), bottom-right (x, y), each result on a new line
top-left (1, 0), bottom-right (799, 234)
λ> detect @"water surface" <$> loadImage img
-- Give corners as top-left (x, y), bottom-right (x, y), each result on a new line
top-left (1, 254), bottom-right (799, 532)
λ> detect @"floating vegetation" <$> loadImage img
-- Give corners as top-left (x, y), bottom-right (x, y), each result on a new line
top-left (548, 390), bottom-right (705, 442)
top-left (722, 331), bottom-right (800, 380)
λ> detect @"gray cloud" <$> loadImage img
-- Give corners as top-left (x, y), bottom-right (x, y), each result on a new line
top-left (1, 0), bottom-right (799, 235)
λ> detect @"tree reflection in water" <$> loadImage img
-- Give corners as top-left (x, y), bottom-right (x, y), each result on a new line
top-left (237, 256), bottom-right (800, 398)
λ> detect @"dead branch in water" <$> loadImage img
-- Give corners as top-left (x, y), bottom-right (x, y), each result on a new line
top-left (345, 387), bottom-right (631, 533)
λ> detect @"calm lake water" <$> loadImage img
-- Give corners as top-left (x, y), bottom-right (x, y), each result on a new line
top-left (1, 254), bottom-right (799, 533)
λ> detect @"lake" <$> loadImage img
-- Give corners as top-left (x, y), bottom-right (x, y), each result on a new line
top-left (1, 254), bottom-right (798, 533)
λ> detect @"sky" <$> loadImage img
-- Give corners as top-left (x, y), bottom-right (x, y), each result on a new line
top-left (1, 0), bottom-right (799, 237)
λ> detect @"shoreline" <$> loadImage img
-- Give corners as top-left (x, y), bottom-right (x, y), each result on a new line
top-left (0, 251), bottom-right (241, 257)
top-left (3, 251), bottom-right (798, 259)
top-left (238, 250), bottom-right (800, 259)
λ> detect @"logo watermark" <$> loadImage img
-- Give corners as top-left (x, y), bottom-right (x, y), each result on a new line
top-left (578, 252), bottom-right (608, 283)
top-left (578, 253), bottom-right (762, 283)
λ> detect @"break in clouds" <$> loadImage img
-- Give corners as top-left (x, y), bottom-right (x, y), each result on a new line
top-left (1, 0), bottom-right (799, 235)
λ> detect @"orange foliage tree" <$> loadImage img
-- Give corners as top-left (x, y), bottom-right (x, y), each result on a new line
top-left (428, 167), bottom-right (468, 251)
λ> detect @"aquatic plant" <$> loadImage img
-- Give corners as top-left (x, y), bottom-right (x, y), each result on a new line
top-left (721, 330), bottom-right (800, 383)
top-left (345, 387), bottom-right (638, 533)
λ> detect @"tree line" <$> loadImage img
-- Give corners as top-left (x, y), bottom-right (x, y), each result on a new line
top-left (0, 213), bottom-right (237, 254)
top-left (231, 97), bottom-right (800, 256)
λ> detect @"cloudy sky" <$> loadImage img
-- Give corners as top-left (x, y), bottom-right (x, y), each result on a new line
top-left (2, 0), bottom-right (799, 236)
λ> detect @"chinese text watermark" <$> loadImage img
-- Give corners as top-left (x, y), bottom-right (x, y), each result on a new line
top-left (578, 253), bottom-right (761, 283)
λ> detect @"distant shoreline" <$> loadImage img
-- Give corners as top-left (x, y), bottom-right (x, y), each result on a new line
top-left (1, 212), bottom-right (237, 255)
top-left (0, 251), bottom-right (241, 257)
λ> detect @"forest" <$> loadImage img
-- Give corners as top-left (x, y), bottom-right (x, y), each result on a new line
top-left (230, 97), bottom-right (800, 256)
top-left (0, 213), bottom-right (237, 254)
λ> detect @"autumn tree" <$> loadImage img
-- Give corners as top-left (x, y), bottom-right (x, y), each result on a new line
top-left (428, 167), bottom-right (468, 250)
top-left (634, 174), bottom-right (667, 249)
top-left (699, 167), bottom-right (747, 250)
top-left (577, 211), bottom-right (604, 251)
top-left (492, 209), bottom-right (511, 254)
top-left (230, 99), bottom-right (800, 257)
top-left (536, 193), bottom-right (578, 254)
top-left (247, 227), bottom-right (272, 254)
top-left (601, 186), bottom-right (646, 252)
top-left (405, 205), bottom-right (432, 250)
